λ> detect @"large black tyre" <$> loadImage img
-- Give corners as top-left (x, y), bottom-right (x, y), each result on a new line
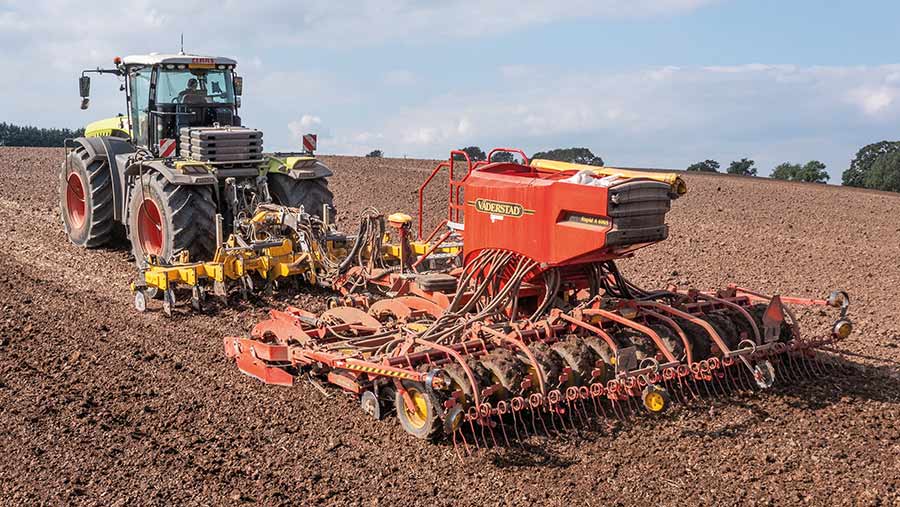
top-left (127, 172), bottom-right (216, 268)
top-left (268, 174), bottom-right (334, 222)
top-left (59, 145), bottom-right (115, 247)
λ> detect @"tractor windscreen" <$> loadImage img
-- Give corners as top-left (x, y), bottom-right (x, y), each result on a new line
top-left (156, 68), bottom-right (235, 105)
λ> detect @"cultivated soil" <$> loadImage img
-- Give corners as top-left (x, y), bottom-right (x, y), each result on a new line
top-left (1, 147), bottom-right (898, 506)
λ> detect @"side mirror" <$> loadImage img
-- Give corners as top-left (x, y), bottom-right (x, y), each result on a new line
top-left (233, 75), bottom-right (243, 96)
top-left (79, 75), bottom-right (91, 110)
top-left (79, 75), bottom-right (91, 98)
top-left (235, 96), bottom-right (241, 108)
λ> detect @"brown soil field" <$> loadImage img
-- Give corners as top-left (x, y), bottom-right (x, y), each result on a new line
top-left (0, 147), bottom-right (898, 506)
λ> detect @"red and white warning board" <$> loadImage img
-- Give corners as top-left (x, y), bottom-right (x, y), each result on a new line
top-left (159, 138), bottom-right (176, 158)
top-left (302, 134), bottom-right (317, 153)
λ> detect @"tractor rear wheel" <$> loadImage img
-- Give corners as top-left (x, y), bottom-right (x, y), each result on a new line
top-left (59, 145), bottom-right (115, 247)
top-left (268, 174), bottom-right (335, 222)
top-left (127, 172), bottom-right (216, 268)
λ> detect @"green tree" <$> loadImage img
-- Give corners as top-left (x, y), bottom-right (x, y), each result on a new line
top-left (727, 158), bottom-right (757, 176)
top-left (532, 147), bottom-right (603, 166)
top-left (771, 162), bottom-right (800, 180)
top-left (843, 141), bottom-right (900, 187)
top-left (796, 160), bottom-right (829, 183)
top-left (455, 146), bottom-right (486, 162)
top-left (490, 151), bottom-right (515, 163)
top-left (0, 122), bottom-right (85, 147)
top-left (771, 161), bottom-right (830, 183)
top-left (686, 159), bottom-right (720, 172)
top-left (863, 151), bottom-right (900, 192)
top-left (366, 149), bottom-right (383, 158)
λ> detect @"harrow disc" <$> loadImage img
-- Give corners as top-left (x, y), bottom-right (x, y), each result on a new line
top-left (550, 336), bottom-right (597, 385)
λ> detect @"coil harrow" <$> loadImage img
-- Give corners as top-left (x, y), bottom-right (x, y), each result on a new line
top-left (225, 251), bottom-right (853, 456)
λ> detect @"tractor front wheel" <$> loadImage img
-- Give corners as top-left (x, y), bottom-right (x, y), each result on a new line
top-left (268, 174), bottom-right (335, 223)
top-left (59, 145), bottom-right (115, 247)
top-left (127, 172), bottom-right (216, 268)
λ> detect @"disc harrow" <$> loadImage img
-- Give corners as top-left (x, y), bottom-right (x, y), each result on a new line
top-left (226, 253), bottom-right (852, 456)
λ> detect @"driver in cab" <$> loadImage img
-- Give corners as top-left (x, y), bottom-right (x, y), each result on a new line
top-left (178, 78), bottom-right (207, 104)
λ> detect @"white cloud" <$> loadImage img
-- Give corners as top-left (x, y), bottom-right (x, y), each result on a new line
top-left (382, 70), bottom-right (418, 87)
top-left (848, 86), bottom-right (896, 115)
top-left (344, 64), bottom-right (900, 178)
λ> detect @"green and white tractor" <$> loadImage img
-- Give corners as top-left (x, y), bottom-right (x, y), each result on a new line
top-left (60, 52), bottom-right (334, 270)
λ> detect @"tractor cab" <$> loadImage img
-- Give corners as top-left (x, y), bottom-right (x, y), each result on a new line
top-left (80, 53), bottom-right (244, 157)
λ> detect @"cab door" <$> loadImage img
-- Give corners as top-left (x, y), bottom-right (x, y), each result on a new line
top-left (128, 67), bottom-right (151, 148)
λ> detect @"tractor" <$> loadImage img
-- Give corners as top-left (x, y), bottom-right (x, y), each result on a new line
top-left (60, 52), bottom-right (334, 274)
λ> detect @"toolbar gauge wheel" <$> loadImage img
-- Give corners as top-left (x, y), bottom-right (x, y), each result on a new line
top-left (361, 391), bottom-right (384, 420)
top-left (395, 381), bottom-right (442, 441)
top-left (641, 385), bottom-right (671, 414)
top-left (134, 290), bottom-right (147, 313)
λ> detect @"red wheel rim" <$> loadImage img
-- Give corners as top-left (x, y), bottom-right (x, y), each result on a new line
top-left (137, 198), bottom-right (164, 255)
top-left (65, 172), bottom-right (86, 227)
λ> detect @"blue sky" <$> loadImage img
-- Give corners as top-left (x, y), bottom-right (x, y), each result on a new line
top-left (2, 0), bottom-right (900, 181)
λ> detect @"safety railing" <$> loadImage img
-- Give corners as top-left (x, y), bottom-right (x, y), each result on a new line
top-left (416, 148), bottom-right (531, 241)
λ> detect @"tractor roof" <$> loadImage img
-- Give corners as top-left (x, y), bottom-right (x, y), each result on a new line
top-left (122, 53), bottom-right (237, 67)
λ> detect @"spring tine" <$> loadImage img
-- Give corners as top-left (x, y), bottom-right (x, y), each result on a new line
top-left (710, 374), bottom-right (724, 398)
top-left (792, 351), bottom-right (809, 380)
top-left (728, 365), bottom-right (746, 393)
top-left (668, 378), bottom-right (685, 405)
top-left (773, 353), bottom-right (791, 383)
top-left (497, 415), bottom-right (510, 447)
top-left (816, 351), bottom-right (834, 373)
top-left (485, 417), bottom-right (498, 448)
top-left (610, 398), bottom-right (625, 421)
top-left (533, 407), bottom-right (548, 437)
top-left (469, 417), bottom-right (482, 450)
top-left (547, 404), bottom-right (562, 435)
top-left (698, 376), bottom-right (712, 398)
top-left (722, 370), bottom-right (735, 394)
top-left (624, 393), bottom-right (639, 417)
top-left (678, 376), bottom-right (693, 403)
top-left (685, 376), bottom-right (700, 401)
top-left (792, 352), bottom-right (811, 380)
top-left (460, 427), bottom-right (473, 456)
top-left (822, 351), bottom-right (839, 373)
top-left (590, 394), bottom-right (602, 421)
top-left (453, 428), bottom-right (467, 459)
top-left (727, 364), bottom-right (744, 392)
top-left (565, 399), bottom-right (576, 429)
top-left (579, 397), bottom-right (593, 428)
top-left (810, 352), bottom-right (827, 377)
top-left (511, 409), bottom-right (523, 443)
top-left (738, 364), bottom-right (755, 391)
top-left (803, 354), bottom-right (819, 378)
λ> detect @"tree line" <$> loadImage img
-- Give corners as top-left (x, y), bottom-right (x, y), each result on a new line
top-left (0, 122), bottom-right (85, 147)
top-left (686, 140), bottom-right (900, 192)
